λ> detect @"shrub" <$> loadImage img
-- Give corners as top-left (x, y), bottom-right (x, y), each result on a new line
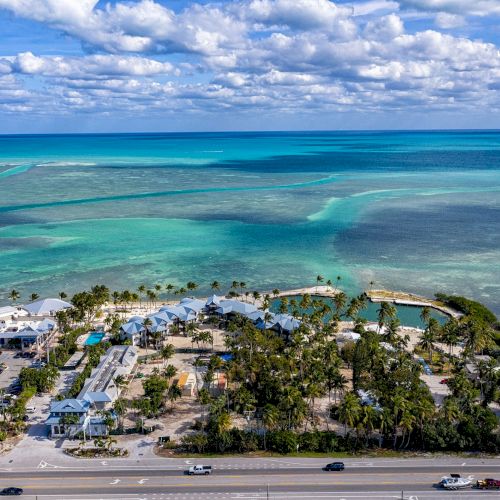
top-left (267, 430), bottom-right (298, 454)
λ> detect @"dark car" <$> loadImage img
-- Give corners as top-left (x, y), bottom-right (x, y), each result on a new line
top-left (324, 462), bottom-right (345, 471)
top-left (0, 487), bottom-right (23, 495)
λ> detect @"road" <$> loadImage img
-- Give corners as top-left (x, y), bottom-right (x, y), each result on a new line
top-left (0, 458), bottom-right (499, 499)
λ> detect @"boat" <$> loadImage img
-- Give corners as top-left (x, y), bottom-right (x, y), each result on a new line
top-left (439, 475), bottom-right (472, 490)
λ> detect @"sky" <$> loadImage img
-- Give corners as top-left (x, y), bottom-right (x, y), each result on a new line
top-left (0, 0), bottom-right (499, 133)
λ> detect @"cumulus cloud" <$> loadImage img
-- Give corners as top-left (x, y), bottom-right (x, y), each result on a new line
top-left (397, 0), bottom-right (500, 16)
top-left (2, 52), bottom-right (176, 78)
top-left (0, 0), bottom-right (498, 121)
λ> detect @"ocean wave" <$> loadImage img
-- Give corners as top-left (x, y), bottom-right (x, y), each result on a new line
top-left (37, 161), bottom-right (97, 167)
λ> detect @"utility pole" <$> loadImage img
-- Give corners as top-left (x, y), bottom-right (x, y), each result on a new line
top-left (267, 484), bottom-right (270, 499)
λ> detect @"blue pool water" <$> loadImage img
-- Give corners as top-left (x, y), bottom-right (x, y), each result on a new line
top-left (272, 296), bottom-right (448, 329)
top-left (85, 332), bottom-right (105, 346)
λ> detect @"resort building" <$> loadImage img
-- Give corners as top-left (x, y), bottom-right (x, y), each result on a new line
top-left (120, 296), bottom-right (301, 346)
top-left (177, 372), bottom-right (197, 397)
top-left (0, 306), bottom-right (20, 321)
top-left (0, 317), bottom-right (56, 349)
top-left (120, 298), bottom-right (206, 345)
top-left (79, 345), bottom-right (138, 409)
top-left (46, 345), bottom-right (138, 438)
top-left (22, 298), bottom-right (72, 317)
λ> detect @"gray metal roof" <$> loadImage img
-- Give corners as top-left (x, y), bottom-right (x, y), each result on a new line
top-left (23, 298), bottom-right (71, 315)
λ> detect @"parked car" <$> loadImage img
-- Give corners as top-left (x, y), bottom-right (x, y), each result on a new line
top-left (323, 462), bottom-right (345, 471)
top-left (13, 353), bottom-right (22, 359)
top-left (25, 406), bottom-right (36, 413)
top-left (186, 465), bottom-right (212, 475)
top-left (0, 487), bottom-right (23, 495)
top-left (440, 378), bottom-right (449, 384)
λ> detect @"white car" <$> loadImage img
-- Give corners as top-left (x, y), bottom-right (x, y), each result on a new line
top-left (187, 465), bottom-right (212, 475)
top-left (439, 475), bottom-right (472, 490)
top-left (25, 405), bottom-right (36, 413)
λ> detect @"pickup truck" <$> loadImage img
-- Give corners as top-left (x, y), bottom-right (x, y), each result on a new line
top-left (186, 465), bottom-right (212, 475)
top-left (476, 478), bottom-right (500, 489)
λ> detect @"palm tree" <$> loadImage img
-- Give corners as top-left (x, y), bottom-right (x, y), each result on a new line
top-left (378, 408), bottom-right (393, 447)
top-left (419, 306), bottom-right (431, 326)
top-left (361, 405), bottom-right (377, 444)
top-left (164, 364), bottom-right (177, 382)
top-left (262, 403), bottom-right (280, 449)
top-left (142, 317), bottom-right (153, 352)
top-left (315, 275), bottom-right (324, 292)
top-left (59, 291), bottom-right (67, 300)
top-left (160, 344), bottom-right (175, 367)
top-left (210, 281), bottom-right (220, 293)
top-left (30, 293), bottom-right (39, 302)
top-left (417, 319), bottom-right (439, 362)
top-left (338, 392), bottom-right (361, 436)
top-left (137, 285), bottom-right (146, 308)
top-left (164, 283), bottom-right (175, 300)
top-left (9, 289), bottom-right (20, 305)
top-left (186, 282), bottom-right (198, 294)
top-left (440, 320), bottom-right (460, 359)
top-left (377, 301), bottom-right (397, 333)
top-left (113, 375), bottom-right (127, 394)
top-left (252, 291), bottom-right (261, 304)
top-left (331, 373), bottom-right (347, 403)
top-left (399, 410), bottom-right (416, 449)
top-left (333, 291), bottom-right (347, 314)
top-left (113, 398), bottom-right (127, 430)
top-left (272, 288), bottom-right (280, 299)
top-left (146, 290), bottom-right (157, 309)
top-left (168, 384), bottom-right (182, 410)
top-left (335, 275), bottom-right (342, 292)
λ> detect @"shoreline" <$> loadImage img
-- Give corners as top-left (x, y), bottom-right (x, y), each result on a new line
top-left (100, 285), bottom-right (461, 321)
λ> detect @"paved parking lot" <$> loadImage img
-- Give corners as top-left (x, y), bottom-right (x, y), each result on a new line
top-left (0, 350), bottom-right (34, 391)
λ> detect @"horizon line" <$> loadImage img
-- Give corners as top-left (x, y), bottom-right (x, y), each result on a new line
top-left (0, 127), bottom-right (499, 137)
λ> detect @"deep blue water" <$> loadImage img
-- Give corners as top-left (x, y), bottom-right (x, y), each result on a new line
top-left (0, 130), bottom-right (499, 315)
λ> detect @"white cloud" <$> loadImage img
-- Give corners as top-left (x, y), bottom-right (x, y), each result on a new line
top-left (0, 0), bottom-right (498, 121)
top-left (397, 0), bottom-right (500, 16)
top-left (244, 0), bottom-right (353, 30)
top-left (434, 12), bottom-right (465, 28)
top-left (364, 13), bottom-right (404, 39)
top-left (4, 52), bottom-right (176, 78)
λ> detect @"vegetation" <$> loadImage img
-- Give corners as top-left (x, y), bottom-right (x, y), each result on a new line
top-left (19, 365), bottom-right (59, 393)
top-left (66, 342), bottom-right (110, 398)
top-left (436, 293), bottom-right (498, 327)
top-left (175, 291), bottom-right (500, 455)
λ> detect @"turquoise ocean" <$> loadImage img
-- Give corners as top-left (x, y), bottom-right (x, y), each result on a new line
top-left (1, 131), bottom-right (499, 314)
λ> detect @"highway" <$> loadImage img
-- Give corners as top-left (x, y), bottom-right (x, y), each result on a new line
top-left (0, 460), bottom-right (499, 499)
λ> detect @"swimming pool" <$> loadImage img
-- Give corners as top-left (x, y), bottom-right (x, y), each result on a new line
top-left (85, 332), bottom-right (105, 346)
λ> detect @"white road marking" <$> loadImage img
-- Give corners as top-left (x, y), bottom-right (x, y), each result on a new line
top-left (138, 478), bottom-right (149, 484)
top-left (109, 478), bottom-right (121, 485)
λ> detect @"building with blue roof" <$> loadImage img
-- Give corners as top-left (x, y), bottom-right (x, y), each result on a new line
top-left (46, 346), bottom-right (138, 438)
